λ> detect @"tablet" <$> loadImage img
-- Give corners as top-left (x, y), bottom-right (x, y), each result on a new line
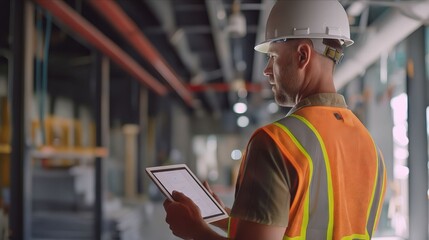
top-left (146, 164), bottom-right (229, 223)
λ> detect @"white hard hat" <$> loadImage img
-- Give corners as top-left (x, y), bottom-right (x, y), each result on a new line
top-left (255, 0), bottom-right (354, 53)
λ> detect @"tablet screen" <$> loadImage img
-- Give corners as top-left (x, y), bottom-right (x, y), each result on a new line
top-left (146, 164), bottom-right (228, 223)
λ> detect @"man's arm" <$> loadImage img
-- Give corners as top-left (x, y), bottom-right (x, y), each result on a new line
top-left (163, 191), bottom-right (286, 240)
top-left (233, 219), bottom-right (286, 240)
top-left (195, 218), bottom-right (286, 240)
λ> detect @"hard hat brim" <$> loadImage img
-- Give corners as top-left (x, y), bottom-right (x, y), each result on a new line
top-left (254, 37), bottom-right (354, 53)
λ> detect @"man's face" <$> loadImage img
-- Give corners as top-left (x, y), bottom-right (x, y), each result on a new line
top-left (263, 41), bottom-right (301, 107)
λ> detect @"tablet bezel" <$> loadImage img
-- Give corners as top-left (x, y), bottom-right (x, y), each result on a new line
top-left (145, 164), bottom-right (229, 223)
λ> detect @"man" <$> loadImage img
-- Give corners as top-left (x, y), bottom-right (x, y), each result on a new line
top-left (164, 1), bottom-right (387, 239)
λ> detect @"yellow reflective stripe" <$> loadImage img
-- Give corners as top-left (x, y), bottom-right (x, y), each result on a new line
top-left (283, 236), bottom-right (305, 240)
top-left (290, 114), bottom-right (334, 239)
top-left (341, 234), bottom-right (370, 240)
top-left (366, 139), bottom-right (384, 237)
top-left (227, 217), bottom-right (231, 238)
top-left (373, 151), bottom-right (387, 234)
top-left (365, 140), bottom-right (378, 236)
top-left (274, 122), bottom-right (313, 239)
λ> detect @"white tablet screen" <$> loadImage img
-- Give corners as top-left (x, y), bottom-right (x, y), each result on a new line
top-left (148, 165), bottom-right (227, 222)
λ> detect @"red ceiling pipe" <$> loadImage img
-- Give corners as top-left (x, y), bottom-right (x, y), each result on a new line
top-left (88, 0), bottom-right (195, 107)
top-left (33, 0), bottom-right (167, 96)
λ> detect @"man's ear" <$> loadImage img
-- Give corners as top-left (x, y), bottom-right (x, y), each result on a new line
top-left (296, 43), bottom-right (312, 69)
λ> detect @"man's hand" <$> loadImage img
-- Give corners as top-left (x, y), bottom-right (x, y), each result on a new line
top-left (163, 191), bottom-right (208, 239)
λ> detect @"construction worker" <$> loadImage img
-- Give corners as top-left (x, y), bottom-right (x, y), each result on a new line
top-left (163, 0), bottom-right (387, 239)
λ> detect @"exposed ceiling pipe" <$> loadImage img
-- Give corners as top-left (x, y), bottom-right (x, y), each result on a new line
top-left (144, 0), bottom-right (219, 115)
top-left (87, 0), bottom-right (194, 107)
top-left (205, 0), bottom-right (235, 83)
top-left (347, 2), bottom-right (367, 17)
top-left (335, 1), bottom-right (429, 89)
top-left (145, 0), bottom-right (200, 77)
top-left (205, 0), bottom-right (239, 113)
top-left (33, 0), bottom-right (167, 96)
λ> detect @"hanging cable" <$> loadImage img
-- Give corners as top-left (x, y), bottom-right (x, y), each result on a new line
top-left (36, 7), bottom-right (44, 145)
top-left (35, 7), bottom-right (52, 146)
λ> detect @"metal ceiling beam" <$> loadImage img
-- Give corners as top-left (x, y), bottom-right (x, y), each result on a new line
top-left (225, 3), bottom-right (267, 11)
top-left (145, 25), bottom-right (259, 35)
top-left (88, 0), bottom-right (195, 107)
top-left (33, 0), bottom-right (167, 96)
top-left (175, 3), bottom-right (267, 12)
top-left (187, 82), bottom-right (262, 93)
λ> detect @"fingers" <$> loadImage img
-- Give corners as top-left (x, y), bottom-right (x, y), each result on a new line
top-left (163, 198), bottom-right (173, 210)
top-left (172, 191), bottom-right (195, 206)
top-left (163, 191), bottom-right (206, 239)
top-left (203, 181), bottom-right (213, 194)
top-left (203, 181), bottom-right (226, 209)
top-left (204, 181), bottom-right (218, 200)
top-left (164, 198), bottom-right (183, 225)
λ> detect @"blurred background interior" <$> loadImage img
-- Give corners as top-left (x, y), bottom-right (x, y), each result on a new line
top-left (1, 0), bottom-right (429, 239)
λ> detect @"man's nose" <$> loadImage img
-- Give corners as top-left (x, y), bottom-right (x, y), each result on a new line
top-left (263, 61), bottom-right (272, 76)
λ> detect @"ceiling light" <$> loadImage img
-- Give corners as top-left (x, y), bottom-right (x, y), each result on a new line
top-left (233, 102), bottom-right (248, 114)
top-left (237, 116), bottom-right (249, 128)
top-left (231, 149), bottom-right (242, 160)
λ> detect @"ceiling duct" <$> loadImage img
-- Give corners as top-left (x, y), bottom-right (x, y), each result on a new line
top-left (335, 1), bottom-right (429, 89)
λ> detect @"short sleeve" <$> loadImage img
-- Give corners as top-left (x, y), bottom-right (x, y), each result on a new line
top-left (231, 129), bottom-right (291, 227)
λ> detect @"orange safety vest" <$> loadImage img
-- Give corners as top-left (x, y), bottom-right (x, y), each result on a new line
top-left (228, 107), bottom-right (387, 240)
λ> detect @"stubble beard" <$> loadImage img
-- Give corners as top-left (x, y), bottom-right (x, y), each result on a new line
top-left (273, 87), bottom-right (294, 107)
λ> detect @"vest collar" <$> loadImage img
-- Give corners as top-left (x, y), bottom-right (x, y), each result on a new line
top-left (287, 93), bottom-right (348, 116)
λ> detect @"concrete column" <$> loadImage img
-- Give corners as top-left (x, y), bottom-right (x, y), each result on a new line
top-left (123, 124), bottom-right (139, 199)
top-left (139, 87), bottom-right (150, 195)
top-left (92, 53), bottom-right (109, 239)
top-left (407, 26), bottom-right (428, 240)
top-left (10, 1), bottom-right (34, 239)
